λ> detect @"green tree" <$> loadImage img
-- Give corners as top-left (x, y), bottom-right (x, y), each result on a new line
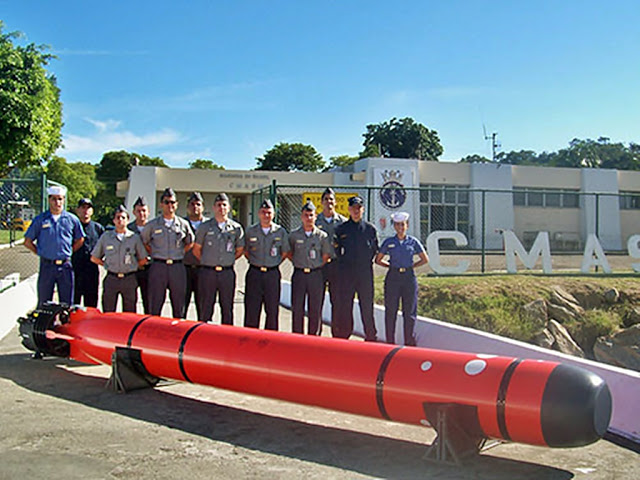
top-left (256, 143), bottom-right (325, 172)
top-left (189, 158), bottom-right (225, 170)
top-left (362, 117), bottom-right (443, 161)
top-left (496, 150), bottom-right (539, 165)
top-left (459, 154), bottom-right (491, 163)
top-left (323, 154), bottom-right (359, 171)
top-left (0, 22), bottom-right (63, 177)
top-left (45, 156), bottom-right (97, 211)
top-left (95, 150), bottom-right (167, 224)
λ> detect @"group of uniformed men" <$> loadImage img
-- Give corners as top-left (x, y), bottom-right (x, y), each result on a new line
top-left (25, 185), bottom-right (428, 345)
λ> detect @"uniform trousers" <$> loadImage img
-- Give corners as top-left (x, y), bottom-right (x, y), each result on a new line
top-left (38, 259), bottom-right (74, 307)
top-left (184, 264), bottom-right (202, 319)
top-left (384, 269), bottom-right (418, 346)
top-left (318, 260), bottom-right (339, 334)
top-left (102, 273), bottom-right (138, 313)
top-left (334, 265), bottom-right (377, 341)
top-left (148, 261), bottom-right (187, 318)
top-left (135, 265), bottom-right (151, 314)
top-left (244, 266), bottom-right (280, 330)
top-left (197, 267), bottom-right (236, 324)
top-left (291, 268), bottom-right (324, 335)
top-left (73, 263), bottom-right (100, 307)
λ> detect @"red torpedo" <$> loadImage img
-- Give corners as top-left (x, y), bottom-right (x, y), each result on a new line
top-left (18, 304), bottom-right (611, 457)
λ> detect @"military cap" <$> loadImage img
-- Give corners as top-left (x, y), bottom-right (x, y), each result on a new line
top-left (260, 199), bottom-right (274, 210)
top-left (214, 192), bottom-right (230, 203)
top-left (132, 195), bottom-right (147, 207)
top-left (321, 187), bottom-right (335, 200)
top-left (160, 187), bottom-right (176, 200)
top-left (47, 185), bottom-right (66, 197)
top-left (301, 200), bottom-right (316, 212)
top-left (113, 204), bottom-right (129, 216)
top-left (188, 191), bottom-right (204, 203)
top-left (77, 198), bottom-right (93, 208)
top-left (391, 211), bottom-right (410, 223)
top-left (348, 195), bottom-right (364, 206)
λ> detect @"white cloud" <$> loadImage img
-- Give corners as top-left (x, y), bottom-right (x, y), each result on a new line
top-left (160, 149), bottom-right (216, 167)
top-left (61, 119), bottom-right (181, 159)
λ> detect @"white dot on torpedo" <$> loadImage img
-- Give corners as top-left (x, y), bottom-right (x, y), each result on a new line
top-left (420, 361), bottom-right (433, 372)
top-left (420, 419), bottom-right (431, 426)
top-left (476, 353), bottom-right (497, 359)
top-left (464, 359), bottom-right (487, 376)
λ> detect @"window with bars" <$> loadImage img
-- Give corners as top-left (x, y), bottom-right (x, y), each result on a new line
top-left (513, 188), bottom-right (579, 208)
top-left (419, 184), bottom-right (470, 244)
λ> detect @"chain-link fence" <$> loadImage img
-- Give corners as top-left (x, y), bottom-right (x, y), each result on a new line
top-left (252, 182), bottom-right (640, 275)
top-left (0, 174), bottom-right (70, 283)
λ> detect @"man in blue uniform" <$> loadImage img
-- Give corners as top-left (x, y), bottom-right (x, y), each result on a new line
top-left (183, 191), bottom-right (209, 318)
top-left (128, 196), bottom-right (151, 313)
top-left (24, 186), bottom-right (85, 307)
top-left (333, 195), bottom-right (379, 341)
top-left (141, 188), bottom-right (194, 318)
top-left (375, 212), bottom-right (428, 346)
top-left (72, 198), bottom-right (105, 307)
top-left (315, 187), bottom-right (347, 334)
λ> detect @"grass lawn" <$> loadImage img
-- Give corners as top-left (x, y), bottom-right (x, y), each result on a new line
top-left (0, 230), bottom-right (24, 245)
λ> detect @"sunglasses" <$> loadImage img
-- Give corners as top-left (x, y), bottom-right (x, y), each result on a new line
top-left (163, 200), bottom-right (177, 205)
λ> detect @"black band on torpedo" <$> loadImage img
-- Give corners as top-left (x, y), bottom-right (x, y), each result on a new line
top-left (496, 358), bottom-right (522, 441)
top-left (178, 322), bottom-right (205, 383)
top-left (376, 347), bottom-right (403, 420)
top-left (127, 316), bottom-right (153, 347)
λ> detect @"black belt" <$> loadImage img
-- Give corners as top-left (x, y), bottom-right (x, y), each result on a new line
top-left (250, 265), bottom-right (279, 272)
top-left (202, 265), bottom-right (233, 271)
top-left (295, 267), bottom-right (321, 274)
top-left (41, 258), bottom-right (70, 265)
top-left (107, 271), bottom-right (136, 278)
top-left (390, 267), bottom-right (413, 273)
top-left (153, 258), bottom-right (183, 265)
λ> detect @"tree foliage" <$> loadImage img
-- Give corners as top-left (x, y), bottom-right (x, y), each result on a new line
top-left (323, 154), bottom-right (359, 172)
top-left (459, 154), bottom-right (491, 164)
top-left (256, 143), bottom-right (325, 172)
top-left (0, 22), bottom-right (63, 177)
top-left (189, 158), bottom-right (225, 170)
top-left (362, 117), bottom-right (443, 161)
top-left (45, 156), bottom-right (97, 210)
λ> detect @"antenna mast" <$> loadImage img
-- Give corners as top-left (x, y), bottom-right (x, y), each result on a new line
top-left (483, 125), bottom-right (501, 162)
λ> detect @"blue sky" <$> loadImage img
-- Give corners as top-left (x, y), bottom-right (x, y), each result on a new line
top-left (3, 1), bottom-right (639, 170)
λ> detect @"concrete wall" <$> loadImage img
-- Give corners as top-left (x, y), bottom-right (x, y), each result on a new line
top-left (470, 164), bottom-right (514, 249)
top-left (581, 169), bottom-right (622, 250)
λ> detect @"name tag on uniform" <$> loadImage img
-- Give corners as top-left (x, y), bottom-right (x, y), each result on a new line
top-left (106, 245), bottom-right (115, 250)
top-left (207, 231), bottom-right (215, 236)
top-left (275, 237), bottom-right (281, 241)
top-left (389, 244), bottom-right (396, 248)
top-left (43, 222), bottom-right (51, 229)
top-left (154, 229), bottom-right (163, 234)
top-left (296, 239), bottom-right (304, 244)
top-left (249, 237), bottom-right (257, 242)
top-left (340, 234), bottom-right (347, 239)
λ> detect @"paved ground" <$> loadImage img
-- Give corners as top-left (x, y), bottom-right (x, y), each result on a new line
top-left (1, 259), bottom-right (639, 479)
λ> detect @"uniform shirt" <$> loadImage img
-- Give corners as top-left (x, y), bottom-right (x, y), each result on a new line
top-left (288, 226), bottom-right (331, 270)
top-left (72, 220), bottom-right (105, 268)
top-left (379, 235), bottom-right (426, 269)
top-left (141, 216), bottom-right (194, 260)
top-left (25, 210), bottom-right (85, 261)
top-left (245, 223), bottom-right (290, 268)
top-left (315, 211), bottom-right (347, 259)
top-left (184, 216), bottom-right (209, 266)
top-left (92, 229), bottom-right (147, 274)
top-left (334, 219), bottom-right (379, 269)
top-left (195, 218), bottom-right (244, 267)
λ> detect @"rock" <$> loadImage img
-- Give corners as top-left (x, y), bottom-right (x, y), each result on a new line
top-left (550, 286), bottom-right (585, 317)
top-left (547, 319), bottom-right (585, 358)
top-left (593, 325), bottom-right (640, 371)
top-left (604, 288), bottom-right (620, 304)
top-left (623, 306), bottom-right (640, 328)
top-left (533, 328), bottom-right (554, 349)
top-left (523, 298), bottom-right (547, 326)
top-left (547, 303), bottom-right (578, 323)
top-left (571, 289), bottom-right (604, 309)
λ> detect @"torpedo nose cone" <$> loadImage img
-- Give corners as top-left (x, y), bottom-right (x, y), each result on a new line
top-left (541, 364), bottom-right (612, 447)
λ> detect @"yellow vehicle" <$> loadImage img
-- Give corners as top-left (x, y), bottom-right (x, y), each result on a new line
top-left (12, 218), bottom-right (32, 231)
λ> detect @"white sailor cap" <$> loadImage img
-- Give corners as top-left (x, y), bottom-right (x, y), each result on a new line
top-left (47, 185), bottom-right (66, 196)
top-left (390, 211), bottom-right (409, 223)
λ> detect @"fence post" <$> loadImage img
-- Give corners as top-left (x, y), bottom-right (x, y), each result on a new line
top-left (481, 190), bottom-right (486, 273)
top-left (270, 179), bottom-right (277, 222)
top-left (40, 171), bottom-right (47, 213)
top-left (366, 185), bottom-right (372, 222)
